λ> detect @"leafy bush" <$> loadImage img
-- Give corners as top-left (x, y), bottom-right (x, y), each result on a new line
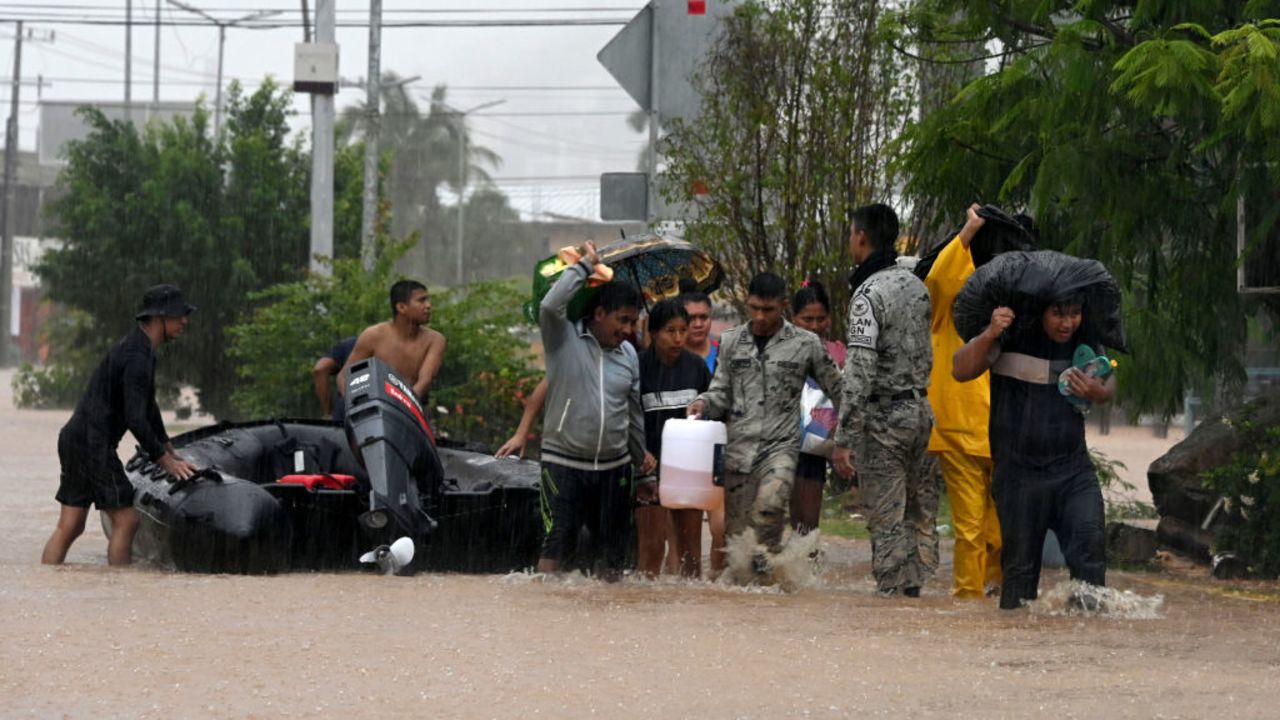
top-left (11, 362), bottom-right (84, 409)
top-left (1202, 416), bottom-right (1280, 578)
top-left (428, 280), bottom-right (541, 449)
top-left (226, 240), bottom-right (411, 418)
top-left (10, 307), bottom-right (106, 410)
top-left (1091, 448), bottom-right (1158, 522)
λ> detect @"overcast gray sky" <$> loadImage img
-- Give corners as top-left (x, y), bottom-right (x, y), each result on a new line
top-left (1, 1), bottom-right (654, 217)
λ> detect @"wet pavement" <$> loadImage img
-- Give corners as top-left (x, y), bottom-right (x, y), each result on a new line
top-left (2, 378), bottom-right (1278, 718)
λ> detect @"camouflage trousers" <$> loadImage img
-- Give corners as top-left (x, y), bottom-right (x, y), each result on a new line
top-left (859, 399), bottom-right (940, 593)
top-left (724, 451), bottom-right (798, 555)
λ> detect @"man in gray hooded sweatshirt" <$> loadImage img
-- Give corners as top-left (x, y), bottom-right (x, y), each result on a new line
top-left (538, 241), bottom-right (654, 578)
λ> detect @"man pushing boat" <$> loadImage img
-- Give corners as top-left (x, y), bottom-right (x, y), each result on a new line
top-left (41, 284), bottom-right (199, 566)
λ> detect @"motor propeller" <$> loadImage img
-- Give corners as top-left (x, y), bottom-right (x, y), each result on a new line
top-left (359, 536), bottom-right (415, 576)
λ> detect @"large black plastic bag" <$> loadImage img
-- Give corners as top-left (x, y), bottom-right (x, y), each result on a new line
top-left (953, 250), bottom-right (1127, 352)
top-left (914, 204), bottom-right (1036, 280)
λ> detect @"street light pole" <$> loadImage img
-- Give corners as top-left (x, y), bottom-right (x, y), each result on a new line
top-left (440, 99), bottom-right (504, 285)
top-left (165, 1), bottom-right (279, 139)
top-left (456, 130), bottom-right (465, 282)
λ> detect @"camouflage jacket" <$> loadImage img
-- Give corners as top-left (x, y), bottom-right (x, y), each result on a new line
top-left (698, 320), bottom-right (842, 474)
top-left (835, 265), bottom-right (934, 448)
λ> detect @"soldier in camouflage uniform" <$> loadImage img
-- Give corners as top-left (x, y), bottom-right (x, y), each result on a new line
top-left (832, 204), bottom-right (939, 597)
top-left (688, 272), bottom-right (843, 573)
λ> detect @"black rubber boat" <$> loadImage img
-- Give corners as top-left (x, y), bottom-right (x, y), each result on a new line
top-left (113, 358), bottom-right (543, 574)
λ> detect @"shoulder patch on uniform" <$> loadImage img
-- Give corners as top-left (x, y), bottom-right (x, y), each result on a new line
top-left (847, 291), bottom-right (879, 350)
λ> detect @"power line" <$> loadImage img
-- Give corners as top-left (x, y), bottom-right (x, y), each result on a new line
top-left (450, 85), bottom-right (622, 92)
top-left (0, 14), bottom-right (631, 28)
top-left (466, 125), bottom-right (639, 159)
top-left (0, 3), bottom-right (639, 12)
top-left (39, 30), bottom-right (220, 80)
top-left (383, 110), bottom-right (632, 118)
top-left (468, 113), bottom-right (641, 154)
top-left (491, 175), bottom-right (601, 182)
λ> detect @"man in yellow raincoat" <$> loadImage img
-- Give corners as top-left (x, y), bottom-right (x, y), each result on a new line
top-left (925, 204), bottom-right (1001, 598)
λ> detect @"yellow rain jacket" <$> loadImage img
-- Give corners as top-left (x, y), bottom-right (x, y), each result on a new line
top-left (925, 236), bottom-right (991, 458)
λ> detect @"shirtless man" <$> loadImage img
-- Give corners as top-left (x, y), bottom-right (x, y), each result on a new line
top-left (342, 280), bottom-right (447, 401)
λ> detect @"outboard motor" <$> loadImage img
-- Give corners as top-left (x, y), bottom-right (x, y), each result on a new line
top-left (344, 357), bottom-right (442, 566)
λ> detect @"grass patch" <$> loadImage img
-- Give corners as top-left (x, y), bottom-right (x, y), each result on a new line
top-left (819, 490), bottom-right (870, 540)
top-left (1108, 558), bottom-right (1162, 573)
top-left (818, 486), bottom-right (954, 541)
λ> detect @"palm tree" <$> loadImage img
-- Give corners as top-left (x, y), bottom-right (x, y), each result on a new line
top-left (338, 75), bottom-right (502, 242)
top-left (627, 108), bottom-right (655, 173)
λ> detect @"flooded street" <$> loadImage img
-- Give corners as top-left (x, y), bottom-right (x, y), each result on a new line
top-left (3, 386), bottom-right (1279, 718)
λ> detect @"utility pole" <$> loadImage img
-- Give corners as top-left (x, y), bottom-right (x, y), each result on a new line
top-left (125, 0), bottom-right (133, 110)
top-left (310, 0), bottom-right (335, 275)
top-left (646, 0), bottom-right (660, 225)
top-left (359, 0), bottom-right (381, 271)
top-left (0, 21), bottom-right (23, 366)
top-left (125, 0), bottom-right (133, 120)
top-left (152, 0), bottom-right (160, 104)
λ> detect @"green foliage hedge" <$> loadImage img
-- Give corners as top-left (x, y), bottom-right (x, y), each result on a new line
top-left (228, 242), bottom-right (539, 449)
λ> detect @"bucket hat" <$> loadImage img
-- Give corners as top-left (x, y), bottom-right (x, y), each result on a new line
top-left (135, 284), bottom-right (197, 321)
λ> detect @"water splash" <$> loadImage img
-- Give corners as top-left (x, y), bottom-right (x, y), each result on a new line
top-left (719, 528), bottom-right (822, 593)
top-left (1027, 579), bottom-right (1164, 619)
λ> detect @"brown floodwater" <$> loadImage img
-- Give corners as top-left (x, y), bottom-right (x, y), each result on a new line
top-left (3, 400), bottom-right (1279, 718)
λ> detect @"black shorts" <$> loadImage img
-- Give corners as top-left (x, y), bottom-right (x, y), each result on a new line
top-left (55, 427), bottom-right (134, 510)
top-left (796, 452), bottom-right (829, 484)
top-left (539, 462), bottom-right (632, 572)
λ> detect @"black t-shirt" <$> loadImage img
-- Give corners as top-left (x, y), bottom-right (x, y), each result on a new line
top-left (325, 337), bottom-right (357, 423)
top-left (326, 336), bottom-right (357, 368)
top-left (62, 327), bottom-right (169, 460)
top-left (639, 347), bottom-right (712, 460)
top-left (989, 328), bottom-right (1091, 471)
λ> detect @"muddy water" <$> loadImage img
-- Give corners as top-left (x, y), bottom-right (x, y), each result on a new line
top-left (3, 399), bottom-right (1280, 718)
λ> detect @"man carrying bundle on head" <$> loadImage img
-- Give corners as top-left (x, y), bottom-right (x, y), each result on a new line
top-left (951, 249), bottom-right (1120, 611)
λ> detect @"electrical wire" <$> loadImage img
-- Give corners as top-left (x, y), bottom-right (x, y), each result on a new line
top-left (0, 14), bottom-right (632, 28)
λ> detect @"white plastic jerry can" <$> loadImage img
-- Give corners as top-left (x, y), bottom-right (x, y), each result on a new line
top-left (658, 418), bottom-right (727, 511)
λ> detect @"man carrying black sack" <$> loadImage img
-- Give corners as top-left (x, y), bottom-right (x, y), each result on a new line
top-left (41, 284), bottom-right (200, 566)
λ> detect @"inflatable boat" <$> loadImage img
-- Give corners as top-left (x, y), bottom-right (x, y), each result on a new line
top-left (114, 358), bottom-right (543, 574)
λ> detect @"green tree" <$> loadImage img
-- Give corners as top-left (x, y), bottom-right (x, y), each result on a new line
top-left (661, 0), bottom-right (915, 320)
top-left (38, 79), bottom-right (314, 419)
top-left (889, 1), bottom-right (1280, 417)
